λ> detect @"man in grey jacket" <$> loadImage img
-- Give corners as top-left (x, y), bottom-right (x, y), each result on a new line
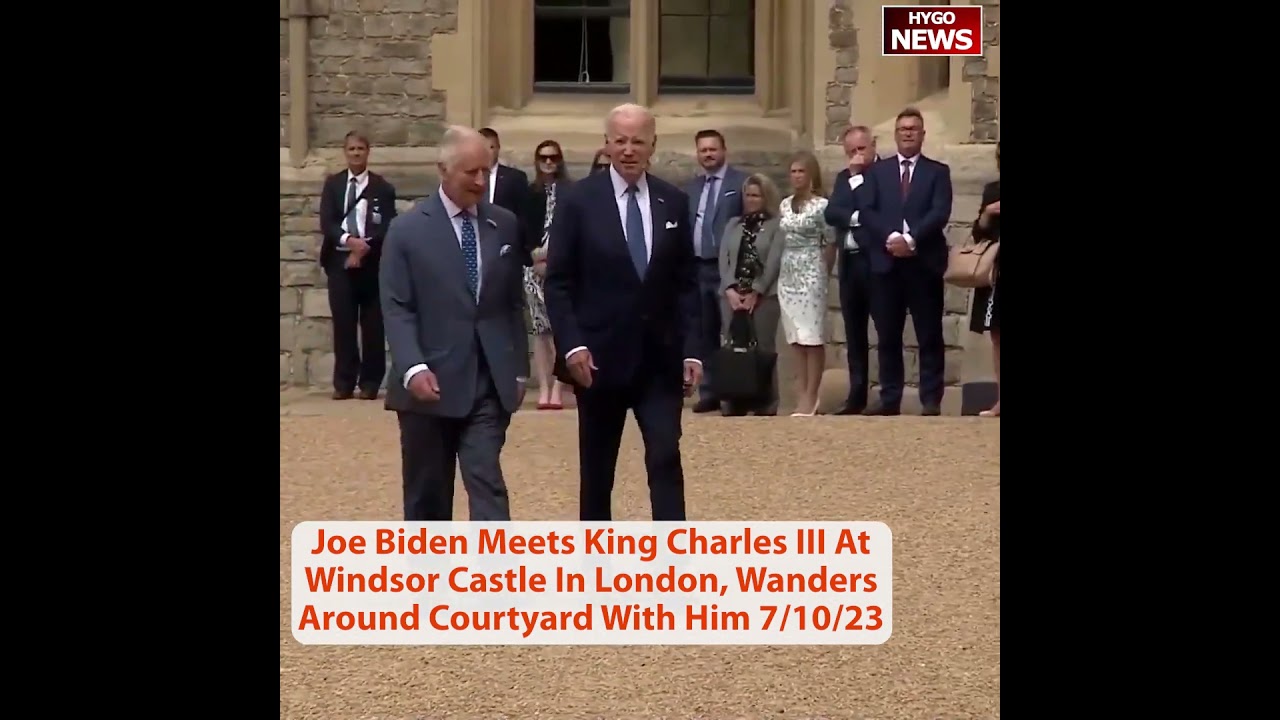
top-left (379, 126), bottom-right (530, 521)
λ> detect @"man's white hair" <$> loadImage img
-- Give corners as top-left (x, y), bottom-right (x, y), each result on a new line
top-left (605, 103), bottom-right (655, 134)
top-left (438, 125), bottom-right (485, 169)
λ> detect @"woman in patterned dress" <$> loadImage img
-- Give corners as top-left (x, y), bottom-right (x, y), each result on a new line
top-left (777, 151), bottom-right (836, 416)
top-left (523, 139), bottom-right (571, 409)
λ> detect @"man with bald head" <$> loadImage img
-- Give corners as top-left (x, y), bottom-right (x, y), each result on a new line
top-left (379, 126), bottom-right (530, 521)
top-left (544, 104), bottom-right (700, 521)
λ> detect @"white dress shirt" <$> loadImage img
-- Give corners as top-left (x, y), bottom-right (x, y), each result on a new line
top-left (402, 187), bottom-right (522, 388)
top-left (844, 172), bottom-right (864, 251)
top-left (564, 167), bottom-right (701, 368)
top-left (338, 169), bottom-right (369, 250)
top-left (889, 153), bottom-right (920, 252)
top-left (488, 164), bottom-right (499, 204)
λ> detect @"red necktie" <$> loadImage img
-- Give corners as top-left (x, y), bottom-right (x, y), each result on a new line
top-left (900, 159), bottom-right (913, 198)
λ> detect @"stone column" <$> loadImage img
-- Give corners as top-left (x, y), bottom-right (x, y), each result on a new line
top-left (825, 0), bottom-right (857, 146)
top-left (965, 0), bottom-right (1000, 141)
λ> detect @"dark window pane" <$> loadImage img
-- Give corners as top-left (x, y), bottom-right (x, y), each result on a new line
top-left (708, 14), bottom-right (751, 77)
top-left (534, 10), bottom-right (631, 91)
top-left (659, 15), bottom-right (709, 77)
top-left (535, 0), bottom-right (630, 14)
top-left (661, 0), bottom-right (709, 13)
top-left (658, 0), bottom-right (754, 92)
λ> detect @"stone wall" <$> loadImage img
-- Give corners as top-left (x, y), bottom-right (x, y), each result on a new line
top-left (280, 154), bottom-right (974, 393)
top-left (280, 0), bottom-right (458, 150)
top-left (965, 0), bottom-right (1000, 141)
top-left (824, 0), bottom-right (858, 145)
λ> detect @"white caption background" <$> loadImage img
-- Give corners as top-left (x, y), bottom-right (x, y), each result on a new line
top-left (291, 521), bottom-right (893, 646)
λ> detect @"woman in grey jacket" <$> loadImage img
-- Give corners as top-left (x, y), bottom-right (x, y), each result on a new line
top-left (717, 173), bottom-right (786, 416)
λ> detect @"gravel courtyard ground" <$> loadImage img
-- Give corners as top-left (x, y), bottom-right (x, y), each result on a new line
top-left (280, 394), bottom-right (1001, 719)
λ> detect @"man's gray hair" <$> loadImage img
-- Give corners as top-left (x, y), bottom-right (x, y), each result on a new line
top-left (839, 124), bottom-right (875, 144)
top-left (605, 103), bottom-right (656, 133)
top-left (438, 125), bottom-right (485, 169)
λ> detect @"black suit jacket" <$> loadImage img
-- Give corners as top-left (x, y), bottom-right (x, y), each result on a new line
top-left (489, 165), bottom-right (530, 257)
top-left (318, 170), bottom-right (398, 271)
top-left (824, 167), bottom-right (876, 254)
top-left (543, 171), bottom-right (699, 390)
top-left (859, 155), bottom-right (953, 275)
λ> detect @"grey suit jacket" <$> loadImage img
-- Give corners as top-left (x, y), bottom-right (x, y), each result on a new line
top-left (718, 216), bottom-right (784, 296)
top-left (684, 165), bottom-right (749, 259)
top-left (379, 192), bottom-right (531, 418)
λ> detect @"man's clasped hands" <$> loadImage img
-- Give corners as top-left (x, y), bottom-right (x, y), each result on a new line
top-left (343, 236), bottom-right (372, 269)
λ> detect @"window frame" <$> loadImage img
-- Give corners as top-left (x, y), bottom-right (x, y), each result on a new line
top-left (656, 0), bottom-right (757, 95)
top-left (532, 0), bottom-right (634, 95)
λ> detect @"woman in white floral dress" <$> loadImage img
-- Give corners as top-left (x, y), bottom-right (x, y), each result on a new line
top-left (777, 151), bottom-right (836, 416)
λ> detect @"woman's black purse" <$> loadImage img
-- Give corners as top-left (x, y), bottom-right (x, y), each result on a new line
top-left (710, 309), bottom-right (777, 402)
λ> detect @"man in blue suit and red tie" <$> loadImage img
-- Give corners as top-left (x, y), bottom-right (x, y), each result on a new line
top-left (857, 107), bottom-right (954, 416)
top-left (543, 103), bottom-right (701, 521)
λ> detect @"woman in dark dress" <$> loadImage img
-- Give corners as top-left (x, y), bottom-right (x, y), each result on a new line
top-left (968, 142), bottom-right (1001, 417)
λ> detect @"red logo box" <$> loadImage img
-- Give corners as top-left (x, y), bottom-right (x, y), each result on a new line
top-left (882, 5), bottom-right (984, 56)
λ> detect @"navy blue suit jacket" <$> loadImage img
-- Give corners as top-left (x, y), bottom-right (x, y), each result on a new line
top-left (824, 168), bottom-right (876, 254)
top-left (543, 170), bottom-right (699, 390)
top-left (858, 155), bottom-right (954, 275)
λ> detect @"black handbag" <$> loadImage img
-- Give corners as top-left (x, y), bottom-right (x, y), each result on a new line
top-left (709, 310), bottom-right (777, 402)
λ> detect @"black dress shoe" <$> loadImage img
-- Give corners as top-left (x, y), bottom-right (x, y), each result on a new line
top-left (920, 404), bottom-right (941, 416)
top-left (358, 388), bottom-right (380, 400)
top-left (834, 403), bottom-right (866, 416)
top-left (752, 405), bottom-right (778, 417)
top-left (692, 398), bottom-right (720, 413)
top-left (862, 402), bottom-right (900, 416)
top-left (332, 389), bottom-right (354, 400)
top-left (720, 402), bottom-right (747, 417)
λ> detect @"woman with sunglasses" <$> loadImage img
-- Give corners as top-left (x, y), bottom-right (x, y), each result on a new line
top-left (523, 140), bottom-right (573, 409)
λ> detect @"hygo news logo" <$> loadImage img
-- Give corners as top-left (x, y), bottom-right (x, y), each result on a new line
top-left (882, 5), bottom-right (984, 56)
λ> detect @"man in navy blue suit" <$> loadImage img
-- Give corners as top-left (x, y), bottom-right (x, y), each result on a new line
top-left (543, 103), bottom-right (701, 521)
top-left (824, 125), bottom-right (880, 415)
top-left (857, 108), bottom-right (953, 416)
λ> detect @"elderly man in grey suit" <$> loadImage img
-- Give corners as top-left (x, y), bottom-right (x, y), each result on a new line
top-left (379, 126), bottom-right (530, 521)
top-left (683, 129), bottom-right (748, 413)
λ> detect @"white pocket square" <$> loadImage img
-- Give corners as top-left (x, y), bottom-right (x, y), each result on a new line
top-left (724, 190), bottom-right (737, 196)
top-left (665, 221), bottom-right (678, 229)
top-left (848, 175), bottom-right (864, 190)
top-left (499, 244), bottom-right (512, 256)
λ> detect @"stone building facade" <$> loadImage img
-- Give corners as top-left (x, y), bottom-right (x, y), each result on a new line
top-left (279, 0), bottom-right (1001, 410)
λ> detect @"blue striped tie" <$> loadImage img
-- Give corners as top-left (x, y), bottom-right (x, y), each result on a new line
top-left (461, 213), bottom-right (479, 300)
top-left (625, 186), bottom-right (648, 277)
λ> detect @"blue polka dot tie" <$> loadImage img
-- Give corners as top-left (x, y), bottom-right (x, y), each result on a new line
top-left (460, 213), bottom-right (479, 300)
